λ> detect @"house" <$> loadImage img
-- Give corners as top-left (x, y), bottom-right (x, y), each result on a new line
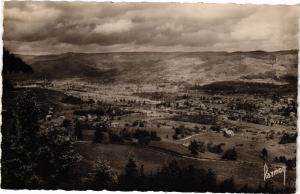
top-left (111, 122), bottom-right (120, 128)
top-left (46, 114), bottom-right (52, 121)
top-left (221, 128), bottom-right (234, 137)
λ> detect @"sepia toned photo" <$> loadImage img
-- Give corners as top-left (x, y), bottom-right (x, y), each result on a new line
top-left (1, 1), bottom-right (298, 193)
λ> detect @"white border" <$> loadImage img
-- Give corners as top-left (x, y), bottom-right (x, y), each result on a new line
top-left (0, 1), bottom-right (299, 194)
top-left (2, 0), bottom-right (300, 4)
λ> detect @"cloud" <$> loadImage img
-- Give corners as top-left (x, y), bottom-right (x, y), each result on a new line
top-left (3, 2), bottom-right (299, 54)
top-left (93, 19), bottom-right (133, 34)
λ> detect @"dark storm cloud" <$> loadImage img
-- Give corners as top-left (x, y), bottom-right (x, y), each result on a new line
top-left (3, 2), bottom-right (299, 54)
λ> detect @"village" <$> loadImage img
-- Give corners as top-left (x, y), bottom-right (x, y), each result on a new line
top-left (17, 78), bottom-right (297, 187)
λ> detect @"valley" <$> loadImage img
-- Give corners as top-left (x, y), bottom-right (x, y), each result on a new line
top-left (5, 50), bottom-right (298, 191)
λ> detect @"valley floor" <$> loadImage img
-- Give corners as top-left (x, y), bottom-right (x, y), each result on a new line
top-left (12, 79), bottom-right (297, 190)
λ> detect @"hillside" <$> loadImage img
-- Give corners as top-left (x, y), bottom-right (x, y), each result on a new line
top-left (19, 50), bottom-right (298, 85)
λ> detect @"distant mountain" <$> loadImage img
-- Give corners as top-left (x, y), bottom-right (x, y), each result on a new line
top-left (18, 50), bottom-right (298, 85)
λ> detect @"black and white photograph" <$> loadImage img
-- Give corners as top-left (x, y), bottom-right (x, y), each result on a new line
top-left (1, 1), bottom-right (299, 193)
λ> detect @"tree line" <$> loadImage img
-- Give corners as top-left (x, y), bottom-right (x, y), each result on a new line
top-left (87, 156), bottom-right (294, 193)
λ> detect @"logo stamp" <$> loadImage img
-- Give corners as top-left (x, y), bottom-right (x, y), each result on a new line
top-left (264, 163), bottom-right (286, 185)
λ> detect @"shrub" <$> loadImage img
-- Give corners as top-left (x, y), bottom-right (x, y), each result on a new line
top-left (279, 132), bottom-right (297, 144)
top-left (260, 148), bottom-right (268, 161)
top-left (109, 131), bottom-right (123, 143)
top-left (74, 120), bottom-right (83, 140)
top-left (94, 120), bottom-right (111, 143)
top-left (210, 125), bottom-right (221, 132)
top-left (138, 136), bottom-right (151, 146)
top-left (222, 148), bottom-right (237, 160)
top-left (132, 121), bottom-right (139, 127)
top-left (150, 131), bottom-right (161, 141)
top-left (285, 158), bottom-right (296, 170)
top-left (119, 128), bottom-right (132, 141)
top-left (188, 140), bottom-right (205, 155)
top-left (219, 176), bottom-right (235, 192)
top-left (61, 96), bottom-right (84, 105)
top-left (207, 142), bottom-right (223, 154)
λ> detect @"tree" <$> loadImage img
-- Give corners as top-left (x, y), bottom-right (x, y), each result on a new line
top-left (119, 128), bottom-right (132, 141)
top-left (109, 130), bottom-right (123, 143)
top-left (150, 131), bottom-right (161, 141)
top-left (62, 118), bottom-right (72, 136)
top-left (94, 120), bottom-right (110, 143)
top-left (239, 184), bottom-right (251, 193)
top-left (219, 176), bottom-right (235, 192)
top-left (207, 142), bottom-right (223, 154)
top-left (189, 140), bottom-right (199, 155)
top-left (138, 136), bottom-right (151, 146)
top-left (125, 157), bottom-right (139, 177)
top-left (205, 168), bottom-right (217, 190)
top-left (1, 91), bottom-right (81, 189)
top-left (118, 157), bottom-right (140, 190)
top-left (285, 158), bottom-right (296, 170)
top-left (92, 157), bottom-right (116, 190)
top-left (3, 48), bottom-right (33, 92)
top-left (36, 126), bottom-right (82, 186)
top-left (261, 148), bottom-right (268, 161)
top-left (188, 140), bottom-right (205, 155)
top-left (133, 129), bottom-right (153, 146)
top-left (2, 91), bottom-right (40, 188)
top-left (222, 148), bottom-right (237, 160)
top-left (74, 120), bottom-right (83, 140)
top-left (3, 47), bottom-right (33, 75)
top-left (279, 132), bottom-right (297, 144)
top-left (62, 119), bottom-right (72, 128)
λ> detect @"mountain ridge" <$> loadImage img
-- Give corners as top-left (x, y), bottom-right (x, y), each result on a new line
top-left (16, 49), bottom-right (298, 57)
top-left (18, 50), bottom-right (298, 85)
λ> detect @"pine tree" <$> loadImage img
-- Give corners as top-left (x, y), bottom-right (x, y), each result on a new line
top-left (118, 157), bottom-right (140, 190)
top-left (74, 120), bottom-right (83, 140)
top-left (92, 157), bottom-right (116, 190)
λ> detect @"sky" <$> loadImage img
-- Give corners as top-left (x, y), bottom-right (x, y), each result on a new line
top-left (3, 2), bottom-right (299, 55)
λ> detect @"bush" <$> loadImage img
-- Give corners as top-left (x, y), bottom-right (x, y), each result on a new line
top-left (219, 176), bottom-right (235, 192)
top-left (172, 134), bottom-right (178, 140)
top-left (62, 119), bottom-right (72, 128)
top-left (285, 158), bottom-right (296, 170)
top-left (133, 129), bottom-right (160, 142)
top-left (274, 156), bottom-right (296, 170)
top-left (119, 128), bottom-right (132, 141)
top-left (109, 131), bottom-right (123, 143)
top-left (61, 96), bottom-right (84, 105)
top-left (260, 148), bottom-right (268, 161)
top-left (138, 136), bottom-right (151, 146)
top-left (188, 140), bottom-right (205, 155)
top-left (132, 120), bottom-right (145, 127)
top-left (222, 148), bottom-right (237, 160)
top-left (207, 142), bottom-right (223, 154)
top-left (279, 132), bottom-right (297, 144)
top-left (94, 120), bottom-right (111, 143)
top-left (74, 120), bottom-right (83, 140)
top-left (150, 131), bottom-right (161, 141)
top-left (210, 125), bottom-right (221, 132)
